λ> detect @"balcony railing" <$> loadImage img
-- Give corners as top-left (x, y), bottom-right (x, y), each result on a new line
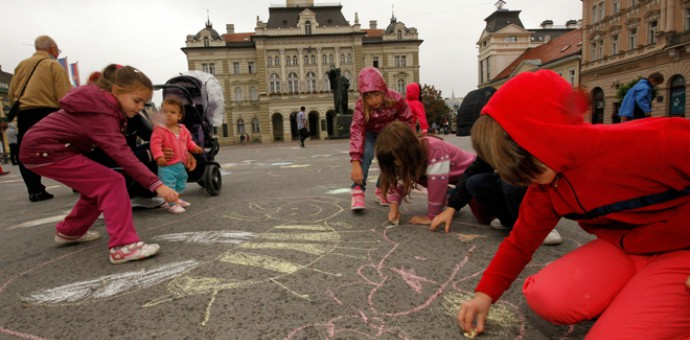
top-left (668, 30), bottom-right (690, 47)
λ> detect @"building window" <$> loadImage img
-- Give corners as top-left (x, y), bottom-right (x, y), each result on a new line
top-left (234, 87), bottom-right (243, 101)
top-left (304, 55), bottom-right (309, 65)
top-left (328, 54), bottom-right (334, 64)
top-left (286, 56), bottom-right (291, 66)
top-left (504, 36), bottom-right (517, 42)
top-left (343, 70), bottom-right (352, 83)
top-left (322, 54), bottom-right (328, 64)
top-left (648, 21), bottom-right (657, 44)
top-left (686, 8), bottom-right (690, 31)
top-left (275, 56), bottom-right (280, 66)
top-left (292, 56), bottom-right (298, 65)
top-left (373, 56), bottom-right (379, 68)
top-left (346, 53), bottom-right (352, 63)
top-left (324, 73), bottom-right (330, 92)
top-left (631, 0), bottom-right (638, 7)
top-left (486, 57), bottom-right (491, 81)
top-left (395, 55), bottom-right (407, 67)
top-left (613, 0), bottom-right (620, 14)
top-left (397, 79), bottom-right (406, 94)
top-left (629, 27), bottom-right (637, 49)
top-left (592, 5), bottom-right (598, 22)
top-left (305, 21), bottom-right (312, 35)
top-left (203, 37), bottom-right (209, 47)
top-left (287, 72), bottom-right (299, 94)
top-left (248, 62), bottom-right (255, 74)
top-left (598, 2), bottom-right (605, 22)
top-left (267, 58), bottom-right (273, 67)
top-left (269, 73), bottom-right (281, 94)
top-left (250, 87), bottom-right (258, 101)
top-left (233, 62), bottom-right (240, 74)
top-left (568, 67), bottom-right (576, 86)
top-left (611, 35), bottom-right (619, 54)
top-left (397, 30), bottom-right (403, 40)
top-left (340, 54), bottom-right (345, 64)
top-left (311, 55), bottom-right (316, 64)
top-left (202, 63), bottom-right (215, 75)
top-left (251, 117), bottom-right (260, 133)
top-left (237, 118), bottom-right (245, 134)
top-left (306, 72), bottom-right (316, 93)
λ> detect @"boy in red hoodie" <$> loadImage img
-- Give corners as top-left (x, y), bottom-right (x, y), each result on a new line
top-left (458, 70), bottom-right (690, 338)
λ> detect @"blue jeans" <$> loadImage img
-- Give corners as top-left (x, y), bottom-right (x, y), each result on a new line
top-left (352, 131), bottom-right (378, 192)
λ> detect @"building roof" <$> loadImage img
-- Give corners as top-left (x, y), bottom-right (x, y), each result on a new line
top-left (225, 32), bottom-right (255, 43)
top-left (266, 5), bottom-right (349, 29)
top-left (493, 28), bottom-right (582, 81)
top-left (483, 9), bottom-right (525, 33)
top-left (193, 20), bottom-right (222, 41)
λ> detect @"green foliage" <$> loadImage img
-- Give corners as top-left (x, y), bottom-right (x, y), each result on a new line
top-left (420, 84), bottom-right (450, 124)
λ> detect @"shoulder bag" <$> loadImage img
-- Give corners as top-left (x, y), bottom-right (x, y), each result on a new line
top-left (6, 59), bottom-right (45, 122)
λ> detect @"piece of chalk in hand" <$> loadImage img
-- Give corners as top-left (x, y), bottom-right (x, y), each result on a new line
top-left (463, 330), bottom-right (477, 338)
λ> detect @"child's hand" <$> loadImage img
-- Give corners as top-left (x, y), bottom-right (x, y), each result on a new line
top-left (388, 204), bottom-right (400, 225)
top-left (156, 157), bottom-right (167, 167)
top-left (351, 161), bottom-right (364, 185)
top-left (430, 208), bottom-right (457, 233)
top-left (155, 184), bottom-right (179, 203)
top-left (410, 215), bottom-right (432, 225)
top-left (192, 145), bottom-right (203, 154)
top-left (457, 292), bottom-right (492, 337)
top-left (162, 147), bottom-right (174, 161)
top-left (184, 153), bottom-right (197, 171)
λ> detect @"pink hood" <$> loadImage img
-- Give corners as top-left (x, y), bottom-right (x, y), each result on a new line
top-left (357, 67), bottom-right (388, 94)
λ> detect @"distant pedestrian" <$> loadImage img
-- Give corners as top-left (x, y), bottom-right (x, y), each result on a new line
top-left (405, 83), bottom-right (429, 135)
top-left (297, 106), bottom-right (308, 147)
top-left (20, 64), bottom-right (179, 264)
top-left (9, 35), bottom-right (72, 202)
top-left (6, 121), bottom-right (18, 165)
top-left (618, 72), bottom-right (664, 122)
top-left (348, 67), bottom-right (414, 210)
top-left (150, 96), bottom-right (203, 214)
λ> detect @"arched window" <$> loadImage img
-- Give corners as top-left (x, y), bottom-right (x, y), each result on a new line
top-left (251, 117), bottom-right (260, 133)
top-left (204, 37), bottom-right (209, 47)
top-left (305, 21), bottom-right (312, 35)
top-left (306, 72), bottom-right (317, 93)
top-left (288, 72), bottom-right (299, 94)
top-left (234, 87), bottom-right (243, 101)
top-left (269, 73), bottom-right (281, 94)
top-left (237, 118), bottom-right (245, 134)
top-left (397, 79), bottom-right (406, 95)
top-left (250, 86), bottom-right (258, 101)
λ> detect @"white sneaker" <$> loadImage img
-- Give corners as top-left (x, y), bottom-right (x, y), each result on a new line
top-left (130, 196), bottom-right (165, 209)
top-left (109, 241), bottom-right (160, 264)
top-left (177, 199), bottom-right (191, 208)
top-left (489, 218), bottom-right (510, 230)
top-left (55, 230), bottom-right (101, 246)
top-left (542, 229), bottom-right (563, 246)
top-left (169, 204), bottom-right (186, 214)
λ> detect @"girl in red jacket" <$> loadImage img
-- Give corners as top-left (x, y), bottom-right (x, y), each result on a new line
top-left (20, 64), bottom-right (178, 264)
top-left (405, 83), bottom-right (429, 135)
top-left (458, 70), bottom-right (690, 338)
top-left (349, 67), bottom-right (415, 210)
top-left (150, 96), bottom-right (202, 214)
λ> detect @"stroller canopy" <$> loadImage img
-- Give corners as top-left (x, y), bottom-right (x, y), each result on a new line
top-left (164, 71), bottom-right (226, 127)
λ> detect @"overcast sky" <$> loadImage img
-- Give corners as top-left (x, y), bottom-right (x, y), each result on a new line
top-left (2, 0), bottom-right (582, 101)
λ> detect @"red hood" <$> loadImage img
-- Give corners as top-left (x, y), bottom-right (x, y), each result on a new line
top-left (481, 70), bottom-right (595, 172)
top-left (406, 83), bottom-right (421, 101)
top-left (357, 67), bottom-right (388, 94)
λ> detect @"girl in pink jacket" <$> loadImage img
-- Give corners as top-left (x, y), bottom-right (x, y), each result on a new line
top-left (150, 96), bottom-right (202, 214)
top-left (349, 67), bottom-right (415, 210)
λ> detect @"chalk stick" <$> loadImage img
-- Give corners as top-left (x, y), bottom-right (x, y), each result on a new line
top-left (463, 330), bottom-right (477, 338)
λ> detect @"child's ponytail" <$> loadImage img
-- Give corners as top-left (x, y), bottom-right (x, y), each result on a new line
top-left (96, 64), bottom-right (153, 94)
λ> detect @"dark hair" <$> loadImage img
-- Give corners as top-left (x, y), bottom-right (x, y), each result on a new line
top-left (162, 96), bottom-right (185, 119)
top-left (300, 106), bottom-right (306, 111)
top-left (375, 121), bottom-right (428, 201)
top-left (471, 114), bottom-right (547, 186)
top-left (95, 64), bottom-right (153, 94)
top-left (648, 72), bottom-right (664, 85)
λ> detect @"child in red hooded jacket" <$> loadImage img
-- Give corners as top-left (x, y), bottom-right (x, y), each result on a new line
top-left (349, 67), bottom-right (415, 210)
top-left (458, 70), bottom-right (690, 338)
top-left (405, 83), bottom-right (429, 135)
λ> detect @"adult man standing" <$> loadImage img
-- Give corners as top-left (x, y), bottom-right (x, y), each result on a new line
top-left (9, 35), bottom-right (72, 202)
top-left (618, 72), bottom-right (664, 122)
top-left (296, 106), bottom-right (308, 148)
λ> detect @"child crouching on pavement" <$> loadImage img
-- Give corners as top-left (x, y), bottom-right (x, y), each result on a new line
top-left (20, 64), bottom-right (178, 264)
top-left (150, 96), bottom-right (202, 214)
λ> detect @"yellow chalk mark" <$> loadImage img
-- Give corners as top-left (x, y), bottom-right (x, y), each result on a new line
top-left (168, 275), bottom-right (255, 296)
top-left (258, 232), bottom-right (340, 242)
top-left (329, 252), bottom-right (368, 260)
top-left (456, 233), bottom-right (487, 242)
top-left (273, 225), bottom-right (330, 231)
top-left (218, 252), bottom-right (303, 274)
top-left (269, 278), bottom-right (310, 300)
top-left (238, 242), bottom-right (331, 255)
top-left (443, 292), bottom-right (519, 327)
top-left (201, 290), bottom-right (218, 326)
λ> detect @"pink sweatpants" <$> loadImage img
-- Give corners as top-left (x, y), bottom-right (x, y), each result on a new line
top-left (28, 155), bottom-right (141, 248)
top-left (523, 238), bottom-right (690, 339)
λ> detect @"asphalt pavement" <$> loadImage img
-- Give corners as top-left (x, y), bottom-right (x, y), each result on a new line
top-left (0, 135), bottom-right (594, 339)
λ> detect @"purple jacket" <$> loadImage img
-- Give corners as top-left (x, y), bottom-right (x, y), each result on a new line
top-left (349, 67), bottom-right (414, 161)
top-left (20, 85), bottom-right (162, 192)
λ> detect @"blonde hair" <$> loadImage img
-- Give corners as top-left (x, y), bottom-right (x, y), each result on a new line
top-left (95, 64), bottom-right (153, 95)
top-left (361, 91), bottom-right (397, 123)
top-left (375, 121), bottom-right (428, 201)
top-left (471, 115), bottom-right (547, 186)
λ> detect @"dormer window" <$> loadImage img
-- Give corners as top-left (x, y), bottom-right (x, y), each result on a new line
top-left (305, 21), bottom-right (312, 35)
top-left (397, 30), bottom-right (403, 40)
top-left (203, 37), bottom-right (209, 47)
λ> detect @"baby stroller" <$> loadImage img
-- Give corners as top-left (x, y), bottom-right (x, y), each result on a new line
top-left (154, 71), bottom-right (225, 196)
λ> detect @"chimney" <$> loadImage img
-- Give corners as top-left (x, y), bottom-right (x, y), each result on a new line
top-left (540, 20), bottom-right (554, 29)
top-left (369, 20), bottom-right (377, 30)
top-left (226, 24), bottom-right (235, 34)
top-left (565, 20), bottom-right (577, 28)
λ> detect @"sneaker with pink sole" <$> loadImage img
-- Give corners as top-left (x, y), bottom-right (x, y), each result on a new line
top-left (169, 204), bottom-right (186, 214)
top-left (374, 187), bottom-right (390, 206)
top-left (178, 199), bottom-right (191, 208)
top-left (109, 241), bottom-right (160, 264)
top-left (351, 185), bottom-right (365, 210)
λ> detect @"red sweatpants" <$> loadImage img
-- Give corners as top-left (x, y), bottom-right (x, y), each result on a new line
top-left (28, 155), bottom-right (141, 248)
top-left (523, 239), bottom-right (690, 339)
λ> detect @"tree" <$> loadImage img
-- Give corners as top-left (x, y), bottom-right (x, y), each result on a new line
top-left (420, 84), bottom-right (451, 127)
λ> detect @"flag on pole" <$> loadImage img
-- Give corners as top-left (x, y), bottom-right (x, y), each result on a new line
top-left (57, 57), bottom-right (68, 74)
top-left (69, 62), bottom-right (80, 86)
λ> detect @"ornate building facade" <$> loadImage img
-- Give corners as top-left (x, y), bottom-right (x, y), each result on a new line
top-left (183, 0), bottom-right (422, 145)
top-left (581, 0), bottom-right (690, 123)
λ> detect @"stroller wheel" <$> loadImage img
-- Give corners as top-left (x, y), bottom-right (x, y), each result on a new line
top-left (204, 163), bottom-right (222, 196)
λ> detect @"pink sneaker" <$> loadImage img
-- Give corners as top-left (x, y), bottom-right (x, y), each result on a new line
top-left (109, 241), bottom-right (160, 264)
top-left (169, 204), bottom-right (186, 214)
top-left (178, 199), bottom-right (191, 208)
top-left (351, 185), bottom-right (365, 210)
top-left (375, 187), bottom-right (390, 206)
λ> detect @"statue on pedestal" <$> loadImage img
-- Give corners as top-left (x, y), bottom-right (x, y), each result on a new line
top-left (328, 68), bottom-right (350, 115)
